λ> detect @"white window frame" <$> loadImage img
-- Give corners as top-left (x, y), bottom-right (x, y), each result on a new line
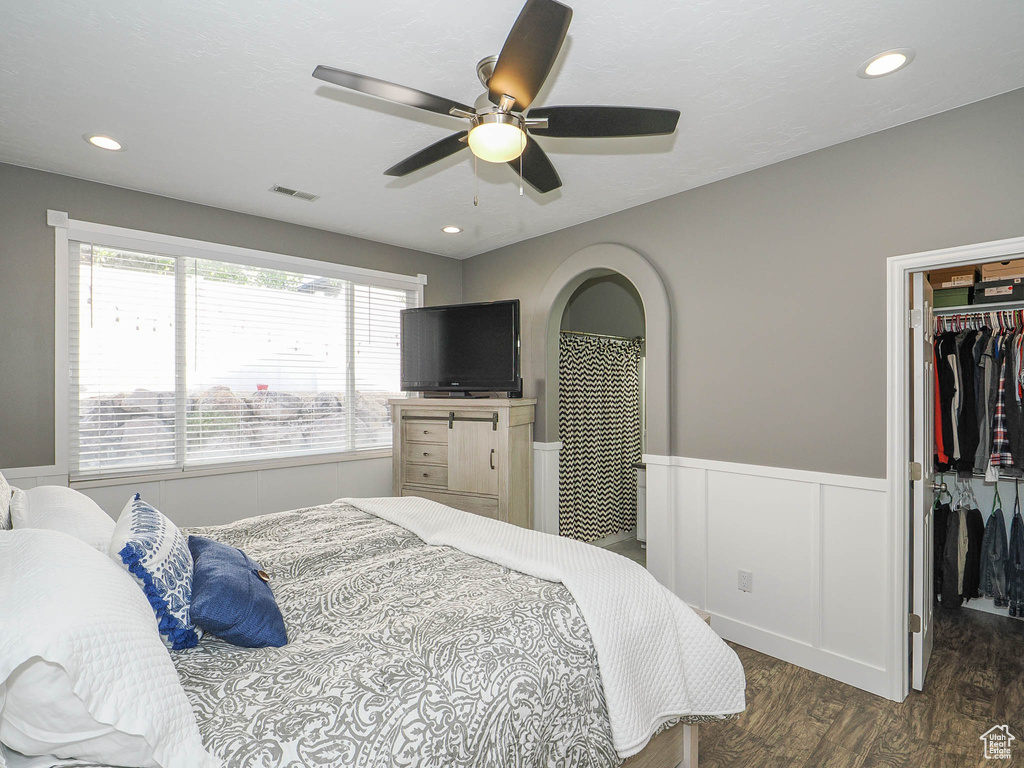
top-left (49, 211), bottom-right (426, 487)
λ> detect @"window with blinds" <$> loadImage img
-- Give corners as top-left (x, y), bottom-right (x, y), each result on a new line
top-left (69, 242), bottom-right (417, 480)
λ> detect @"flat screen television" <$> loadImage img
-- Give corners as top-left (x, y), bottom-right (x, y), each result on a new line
top-left (400, 299), bottom-right (521, 396)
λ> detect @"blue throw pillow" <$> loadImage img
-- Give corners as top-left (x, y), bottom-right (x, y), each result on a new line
top-left (108, 494), bottom-right (201, 651)
top-left (188, 535), bottom-right (287, 648)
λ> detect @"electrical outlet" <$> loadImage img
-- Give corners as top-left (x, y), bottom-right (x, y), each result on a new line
top-left (738, 569), bottom-right (753, 593)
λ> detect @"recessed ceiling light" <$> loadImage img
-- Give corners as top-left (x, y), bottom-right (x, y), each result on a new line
top-left (858, 49), bottom-right (915, 79)
top-left (442, 226), bottom-right (462, 234)
top-left (85, 134), bottom-right (124, 151)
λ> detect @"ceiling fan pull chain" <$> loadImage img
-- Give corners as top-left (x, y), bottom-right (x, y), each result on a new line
top-left (519, 150), bottom-right (524, 197)
top-left (473, 153), bottom-right (479, 207)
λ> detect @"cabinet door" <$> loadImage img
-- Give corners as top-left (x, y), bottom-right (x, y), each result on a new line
top-left (448, 419), bottom-right (499, 495)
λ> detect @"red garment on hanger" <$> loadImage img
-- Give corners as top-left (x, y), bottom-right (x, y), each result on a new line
top-left (935, 338), bottom-right (948, 465)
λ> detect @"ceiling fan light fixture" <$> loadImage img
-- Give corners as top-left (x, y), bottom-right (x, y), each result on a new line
top-left (468, 112), bottom-right (526, 163)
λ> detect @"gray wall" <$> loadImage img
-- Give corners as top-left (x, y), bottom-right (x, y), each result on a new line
top-left (0, 162), bottom-right (462, 469)
top-left (464, 88), bottom-right (1024, 478)
top-left (560, 274), bottom-right (646, 339)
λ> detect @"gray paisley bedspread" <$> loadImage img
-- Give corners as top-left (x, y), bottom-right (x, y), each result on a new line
top-left (173, 501), bottom-right (621, 768)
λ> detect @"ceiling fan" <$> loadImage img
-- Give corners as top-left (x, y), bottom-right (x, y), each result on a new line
top-left (312, 0), bottom-right (680, 194)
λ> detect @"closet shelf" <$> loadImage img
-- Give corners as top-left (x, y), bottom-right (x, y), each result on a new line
top-left (934, 299), bottom-right (1024, 315)
top-left (935, 471), bottom-right (1024, 483)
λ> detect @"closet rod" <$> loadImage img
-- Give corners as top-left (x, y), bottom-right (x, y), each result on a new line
top-left (560, 330), bottom-right (644, 342)
top-left (934, 299), bottom-right (1024, 316)
top-left (939, 471), bottom-right (1024, 482)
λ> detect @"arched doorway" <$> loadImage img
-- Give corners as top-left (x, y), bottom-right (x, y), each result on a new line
top-left (557, 272), bottom-right (647, 561)
top-left (530, 244), bottom-right (671, 546)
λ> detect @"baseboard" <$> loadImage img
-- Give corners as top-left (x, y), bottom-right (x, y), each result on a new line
top-left (710, 614), bottom-right (891, 698)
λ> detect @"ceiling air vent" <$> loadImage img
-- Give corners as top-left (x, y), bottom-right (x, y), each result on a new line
top-left (270, 185), bottom-right (320, 202)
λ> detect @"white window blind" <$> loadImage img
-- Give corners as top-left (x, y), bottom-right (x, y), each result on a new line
top-left (68, 241), bottom-right (417, 480)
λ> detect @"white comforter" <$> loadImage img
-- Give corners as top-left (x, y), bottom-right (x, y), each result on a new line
top-left (343, 497), bottom-right (746, 759)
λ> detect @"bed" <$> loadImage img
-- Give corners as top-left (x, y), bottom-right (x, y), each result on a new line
top-left (0, 495), bottom-right (745, 768)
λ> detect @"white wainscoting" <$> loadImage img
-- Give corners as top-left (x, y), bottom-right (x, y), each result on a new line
top-left (0, 465), bottom-right (69, 489)
top-left (643, 454), bottom-right (892, 698)
top-left (3, 456), bottom-right (393, 528)
top-left (532, 442), bottom-right (562, 535)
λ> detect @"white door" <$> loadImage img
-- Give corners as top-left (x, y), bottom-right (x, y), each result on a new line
top-left (911, 271), bottom-right (935, 691)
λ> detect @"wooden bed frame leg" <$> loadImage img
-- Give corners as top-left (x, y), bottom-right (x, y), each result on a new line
top-left (680, 724), bottom-right (698, 768)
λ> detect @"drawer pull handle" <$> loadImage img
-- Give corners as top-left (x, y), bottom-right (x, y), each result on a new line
top-left (490, 449), bottom-right (495, 470)
top-left (422, 473), bottom-right (429, 478)
top-left (423, 452), bottom-right (429, 457)
top-left (423, 430), bottom-right (429, 434)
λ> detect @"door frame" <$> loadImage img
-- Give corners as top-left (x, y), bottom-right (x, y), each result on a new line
top-left (886, 234), bottom-right (1024, 701)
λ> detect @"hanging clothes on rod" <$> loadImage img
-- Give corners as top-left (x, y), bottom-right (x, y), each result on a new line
top-left (935, 476), bottom-right (985, 608)
top-left (933, 309), bottom-right (1024, 479)
top-left (933, 476), bottom-right (953, 604)
top-left (980, 484), bottom-right (1011, 607)
top-left (1009, 495), bottom-right (1024, 617)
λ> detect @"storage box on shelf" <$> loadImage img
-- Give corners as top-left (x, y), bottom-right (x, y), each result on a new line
top-left (974, 278), bottom-right (1024, 305)
top-left (928, 266), bottom-right (979, 289)
top-left (933, 287), bottom-right (973, 308)
top-left (980, 259), bottom-right (1024, 282)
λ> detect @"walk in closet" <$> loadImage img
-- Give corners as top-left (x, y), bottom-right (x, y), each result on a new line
top-left (926, 260), bottom-right (1024, 624)
top-left (903, 245), bottom-right (1024, 695)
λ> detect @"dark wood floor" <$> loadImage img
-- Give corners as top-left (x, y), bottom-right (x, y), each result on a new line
top-left (698, 608), bottom-right (1024, 767)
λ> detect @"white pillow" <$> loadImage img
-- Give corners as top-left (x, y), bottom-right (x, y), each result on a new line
top-left (0, 471), bottom-right (10, 530)
top-left (10, 485), bottom-right (114, 552)
top-left (0, 529), bottom-right (220, 768)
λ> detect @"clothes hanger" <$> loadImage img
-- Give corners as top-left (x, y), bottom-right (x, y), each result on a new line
top-left (965, 478), bottom-right (979, 509)
top-left (953, 477), bottom-right (966, 510)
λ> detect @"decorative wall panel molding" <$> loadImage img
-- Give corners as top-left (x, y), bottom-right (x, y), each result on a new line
top-left (643, 455), bottom-right (892, 698)
top-left (3, 456), bottom-right (392, 527)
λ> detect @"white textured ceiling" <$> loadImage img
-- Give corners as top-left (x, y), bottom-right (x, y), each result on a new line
top-left (2, 0), bottom-right (1023, 259)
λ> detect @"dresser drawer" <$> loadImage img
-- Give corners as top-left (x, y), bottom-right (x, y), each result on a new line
top-left (403, 463), bottom-right (448, 488)
top-left (401, 488), bottom-right (499, 519)
top-left (402, 442), bottom-right (448, 465)
top-left (402, 420), bottom-right (448, 444)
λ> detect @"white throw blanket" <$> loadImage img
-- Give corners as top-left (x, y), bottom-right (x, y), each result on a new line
top-left (343, 497), bottom-right (746, 758)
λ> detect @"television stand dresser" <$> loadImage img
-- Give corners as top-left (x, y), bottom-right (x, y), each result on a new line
top-left (390, 398), bottom-right (536, 529)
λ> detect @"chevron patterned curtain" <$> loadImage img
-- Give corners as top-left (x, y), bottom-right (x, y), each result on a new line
top-left (558, 332), bottom-right (643, 541)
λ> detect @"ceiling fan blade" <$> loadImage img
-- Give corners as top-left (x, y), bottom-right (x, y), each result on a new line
top-left (488, 0), bottom-right (572, 112)
top-left (313, 65), bottom-right (474, 118)
top-left (384, 131), bottom-right (469, 177)
top-left (526, 106), bottom-right (680, 137)
top-left (507, 137), bottom-right (561, 193)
